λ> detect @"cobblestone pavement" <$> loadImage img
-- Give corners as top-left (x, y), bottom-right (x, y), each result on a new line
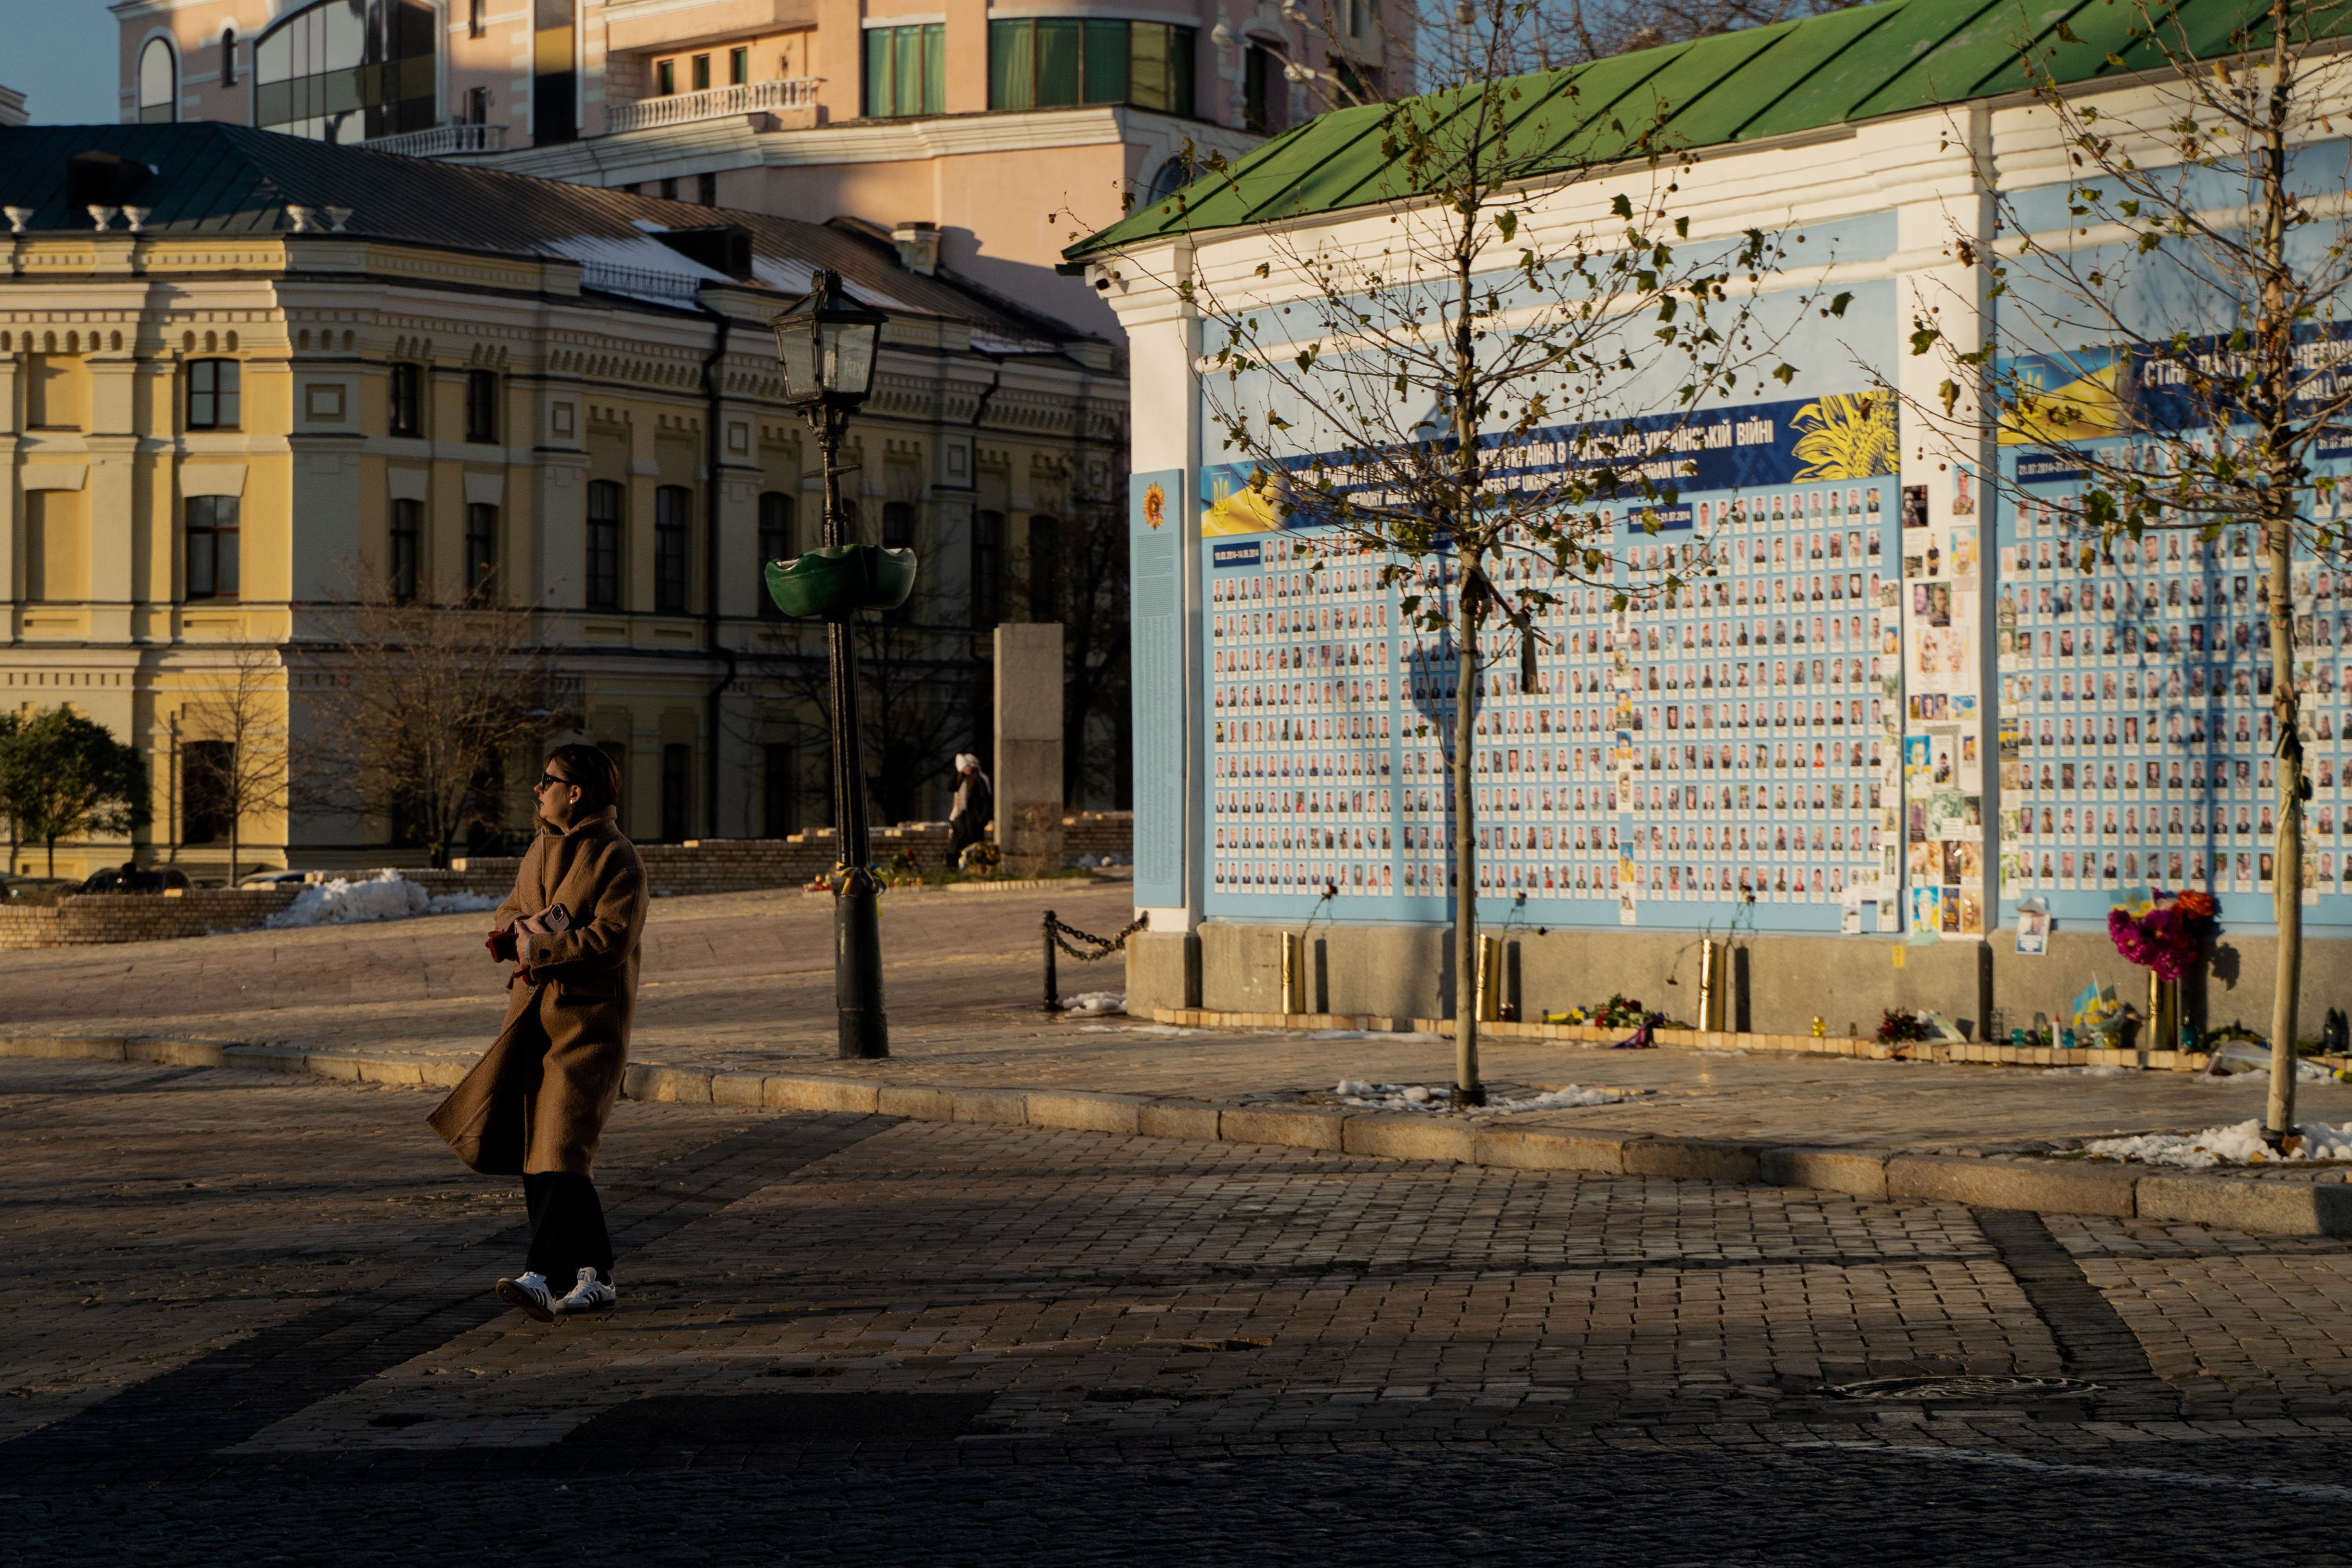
top-left (9, 1058), bottom-right (2352, 1563)
top-left (8, 882), bottom-right (2352, 1151)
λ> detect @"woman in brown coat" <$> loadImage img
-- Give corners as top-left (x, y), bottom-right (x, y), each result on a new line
top-left (429, 743), bottom-right (648, 1322)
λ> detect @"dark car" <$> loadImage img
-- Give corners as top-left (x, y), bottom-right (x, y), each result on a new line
top-left (72, 864), bottom-right (194, 894)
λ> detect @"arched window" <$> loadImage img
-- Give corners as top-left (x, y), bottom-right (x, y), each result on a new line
top-left (585, 479), bottom-right (623, 610)
top-left (254, 0), bottom-right (436, 144)
top-left (221, 26), bottom-right (238, 86)
top-left (139, 38), bottom-right (178, 123)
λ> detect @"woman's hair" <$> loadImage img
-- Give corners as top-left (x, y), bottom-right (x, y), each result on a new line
top-left (544, 743), bottom-right (622, 812)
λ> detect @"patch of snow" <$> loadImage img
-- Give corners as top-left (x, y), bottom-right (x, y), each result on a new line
top-left (2080, 1117), bottom-right (2352, 1168)
top-left (750, 255), bottom-right (818, 296)
top-left (1060, 991), bottom-right (1126, 1017)
top-left (2049, 1064), bottom-right (2127, 1077)
top-left (970, 329), bottom-right (1059, 355)
top-left (265, 871), bottom-right (500, 928)
top-left (543, 233), bottom-right (733, 283)
top-left (1331, 1080), bottom-right (1630, 1115)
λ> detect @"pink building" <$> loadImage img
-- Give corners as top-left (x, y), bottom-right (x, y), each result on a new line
top-left (111, 0), bottom-right (1401, 329)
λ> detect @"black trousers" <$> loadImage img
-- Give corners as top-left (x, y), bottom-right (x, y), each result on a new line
top-left (523, 1171), bottom-right (613, 1282)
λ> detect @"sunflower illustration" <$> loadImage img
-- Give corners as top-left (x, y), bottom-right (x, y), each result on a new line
top-left (1790, 392), bottom-right (1898, 480)
top-left (1143, 482), bottom-right (1166, 530)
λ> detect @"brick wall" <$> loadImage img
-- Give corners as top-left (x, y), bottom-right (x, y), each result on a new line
top-left (0, 888), bottom-right (302, 950)
top-left (441, 814), bottom-right (1135, 898)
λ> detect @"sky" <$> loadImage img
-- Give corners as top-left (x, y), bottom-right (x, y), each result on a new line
top-left (14, 2), bottom-right (122, 125)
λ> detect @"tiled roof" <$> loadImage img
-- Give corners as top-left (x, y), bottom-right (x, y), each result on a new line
top-left (1068, 0), bottom-right (2310, 258)
top-left (0, 122), bottom-right (1077, 348)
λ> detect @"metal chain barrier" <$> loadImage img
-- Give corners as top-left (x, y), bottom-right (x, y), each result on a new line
top-left (1041, 908), bottom-right (1150, 1012)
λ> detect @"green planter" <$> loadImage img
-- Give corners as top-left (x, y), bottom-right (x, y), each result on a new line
top-left (763, 545), bottom-right (917, 618)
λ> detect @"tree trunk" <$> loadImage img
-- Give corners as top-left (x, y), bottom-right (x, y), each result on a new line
top-left (2260, 26), bottom-right (2303, 1144)
top-left (1452, 556), bottom-right (1483, 1102)
top-left (2267, 508), bottom-right (2303, 1140)
top-left (228, 815), bottom-right (240, 889)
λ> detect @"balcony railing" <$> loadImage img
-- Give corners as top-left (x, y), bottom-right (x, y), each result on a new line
top-left (606, 77), bottom-right (819, 134)
top-left (360, 123), bottom-right (507, 157)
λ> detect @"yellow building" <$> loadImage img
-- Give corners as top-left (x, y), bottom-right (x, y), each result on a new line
top-left (3, 122), bottom-right (1125, 881)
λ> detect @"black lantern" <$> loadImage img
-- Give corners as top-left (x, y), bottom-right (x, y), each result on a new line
top-left (771, 268), bottom-right (897, 1060)
top-left (772, 269), bottom-right (887, 406)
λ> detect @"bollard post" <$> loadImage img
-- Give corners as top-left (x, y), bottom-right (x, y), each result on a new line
top-left (1042, 909), bottom-right (1059, 1012)
top-left (1698, 938), bottom-right (1725, 1033)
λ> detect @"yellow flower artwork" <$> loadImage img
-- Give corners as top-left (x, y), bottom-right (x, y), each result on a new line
top-left (1789, 392), bottom-right (1898, 480)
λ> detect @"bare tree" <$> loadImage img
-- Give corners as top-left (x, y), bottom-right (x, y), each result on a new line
top-left (767, 614), bottom-right (972, 832)
top-left (1133, 0), bottom-right (1816, 1099)
top-left (1906, 0), bottom-right (2352, 1145)
top-left (179, 641), bottom-right (291, 886)
top-left (1059, 499), bottom-right (1134, 807)
top-left (308, 588), bottom-right (570, 868)
top-left (1280, 0), bottom-right (1874, 115)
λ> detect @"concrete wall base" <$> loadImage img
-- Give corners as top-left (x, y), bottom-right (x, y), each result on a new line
top-left (1122, 918), bottom-right (2352, 1043)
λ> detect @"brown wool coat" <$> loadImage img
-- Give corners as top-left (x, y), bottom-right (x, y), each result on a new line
top-left (428, 809), bottom-right (649, 1176)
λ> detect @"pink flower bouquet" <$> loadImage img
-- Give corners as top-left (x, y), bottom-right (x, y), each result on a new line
top-left (2108, 889), bottom-right (2217, 981)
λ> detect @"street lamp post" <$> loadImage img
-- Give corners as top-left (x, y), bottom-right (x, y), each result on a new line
top-left (773, 270), bottom-right (892, 1059)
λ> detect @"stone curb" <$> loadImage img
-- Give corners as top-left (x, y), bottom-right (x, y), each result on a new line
top-left (10, 1034), bottom-right (2350, 1238)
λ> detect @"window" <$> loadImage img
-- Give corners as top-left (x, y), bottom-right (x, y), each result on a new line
top-left (691, 52), bottom-right (710, 91)
top-left (465, 85), bottom-right (491, 123)
top-left (465, 502), bottom-right (498, 598)
top-left (763, 742), bottom-right (798, 836)
top-left (139, 38), bottom-right (177, 123)
top-left (864, 23), bottom-right (944, 118)
top-left (659, 176), bottom-right (678, 200)
top-left (654, 484), bottom-right (690, 613)
top-left (586, 480), bottom-right (623, 610)
top-left (389, 363), bottom-right (422, 436)
top-left (533, 0), bottom-right (576, 144)
top-left (1244, 44), bottom-right (1287, 134)
top-left (186, 496), bottom-right (241, 600)
top-left (469, 0), bottom-right (485, 38)
top-left (729, 46), bottom-right (748, 84)
top-left (881, 501), bottom-right (916, 550)
top-left (660, 743), bottom-right (690, 840)
top-left (221, 27), bottom-right (237, 86)
top-left (187, 359), bottom-right (241, 430)
top-left (989, 20), bottom-right (1191, 113)
top-left (696, 171), bottom-right (717, 206)
top-left (183, 741), bottom-right (234, 845)
top-left (757, 491), bottom-right (794, 620)
top-left (254, 0), bottom-right (435, 143)
top-left (465, 369), bottom-right (497, 443)
top-left (656, 58), bottom-right (675, 95)
top-left (972, 509), bottom-right (1004, 629)
top-left (1332, 57), bottom-right (1382, 101)
top-left (390, 497), bottom-right (420, 604)
top-left (1026, 513), bottom-right (1060, 621)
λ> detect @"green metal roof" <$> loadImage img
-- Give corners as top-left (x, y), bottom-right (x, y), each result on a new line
top-left (1067, 0), bottom-right (2310, 259)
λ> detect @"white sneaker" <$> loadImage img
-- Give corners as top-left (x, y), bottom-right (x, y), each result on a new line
top-left (553, 1266), bottom-right (616, 1317)
top-left (496, 1271), bottom-right (557, 1323)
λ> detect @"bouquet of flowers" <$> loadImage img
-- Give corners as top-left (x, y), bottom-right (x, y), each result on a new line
top-left (2107, 888), bottom-right (2217, 981)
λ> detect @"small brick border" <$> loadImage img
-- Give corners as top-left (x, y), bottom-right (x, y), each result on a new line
top-left (9, 1032), bottom-right (2348, 1238)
